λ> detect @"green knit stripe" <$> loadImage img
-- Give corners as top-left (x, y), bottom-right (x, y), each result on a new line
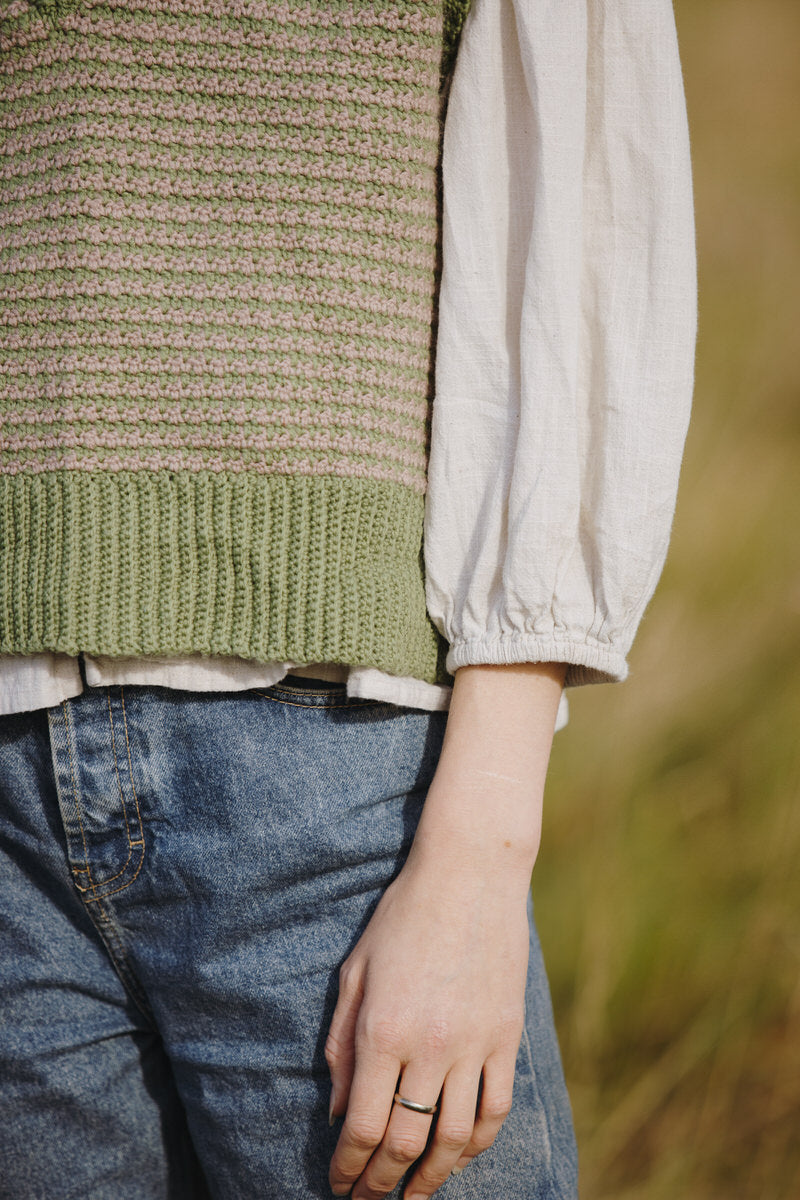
top-left (0, 470), bottom-right (453, 686)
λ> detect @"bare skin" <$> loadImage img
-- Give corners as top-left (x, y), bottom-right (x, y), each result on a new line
top-left (326, 660), bottom-right (567, 1200)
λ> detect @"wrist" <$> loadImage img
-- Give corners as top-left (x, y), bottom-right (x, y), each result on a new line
top-left (404, 661), bottom-right (563, 888)
top-left (402, 838), bottom-right (537, 915)
top-left (409, 778), bottom-right (542, 887)
top-left (442, 662), bottom-right (564, 793)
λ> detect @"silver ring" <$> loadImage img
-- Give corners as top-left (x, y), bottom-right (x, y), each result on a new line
top-left (393, 1092), bottom-right (438, 1116)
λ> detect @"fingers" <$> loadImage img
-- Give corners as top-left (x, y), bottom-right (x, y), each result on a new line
top-left (400, 1064), bottom-right (481, 1200)
top-left (325, 958), bottom-right (364, 1121)
top-left (330, 1054), bottom-right (515, 1199)
top-left (328, 1051), bottom-right (403, 1197)
top-left (449, 1052), bottom-right (516, 1178)
top-left (343, 1066), bottom-right (442, 1200)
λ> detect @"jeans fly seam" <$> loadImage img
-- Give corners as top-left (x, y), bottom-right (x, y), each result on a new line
top-left (77, 688), bottom-right (145, 894)
top-left (73, 690), bottom-right (136, 892)
top-left (108, 687), bottom-right (137, 847)
top-left (119, 686), bottom-right (147, 861)
top-left (84, 688), bottom-right (147, 901)
top-left (61, 694), bottom-right (146, 901)
top-left (61, 698), bottom-right (96, 892)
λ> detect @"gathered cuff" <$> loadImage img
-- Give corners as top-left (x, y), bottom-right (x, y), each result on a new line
top-left (445, 633), bottom-right (630, 688)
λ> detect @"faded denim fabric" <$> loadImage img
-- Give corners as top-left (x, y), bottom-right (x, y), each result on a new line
top-left (0, 678), bottom-right (578, 1199)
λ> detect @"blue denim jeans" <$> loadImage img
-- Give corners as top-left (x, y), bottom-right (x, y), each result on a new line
top-left (0, 677), bottom-right (578, 1199)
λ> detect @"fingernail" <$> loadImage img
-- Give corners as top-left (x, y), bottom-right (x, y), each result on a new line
top-left (328, 1092), bottom-right (336, 1127)
top-left (451, 1164), bottom-right (465, 1175)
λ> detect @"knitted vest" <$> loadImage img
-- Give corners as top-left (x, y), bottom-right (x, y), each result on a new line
top-left (0, 0), bottom-right (471, 684)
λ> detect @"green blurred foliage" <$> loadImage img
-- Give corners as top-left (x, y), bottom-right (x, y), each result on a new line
top-left (534, 2), bottom-right (800, 1196)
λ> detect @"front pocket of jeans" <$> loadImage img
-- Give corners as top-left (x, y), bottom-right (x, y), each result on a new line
top-left (280, 674), bottom-right (348, 693)
top-left (250, 679), bottom-right (384, 709)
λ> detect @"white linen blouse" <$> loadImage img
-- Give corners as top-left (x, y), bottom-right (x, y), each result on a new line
top-left (0, 0), bottom-right (697, 726)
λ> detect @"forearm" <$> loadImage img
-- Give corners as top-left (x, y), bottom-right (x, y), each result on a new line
top-left (327, 661), bottom-right (568, 1196)
top-left (407, 662), bottom-right (567, 893)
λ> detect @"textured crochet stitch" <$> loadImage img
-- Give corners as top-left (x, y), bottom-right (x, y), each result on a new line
top-left (0, 0), bottom-right (471, 683)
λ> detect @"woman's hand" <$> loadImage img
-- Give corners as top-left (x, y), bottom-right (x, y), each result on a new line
top-left (326, 661), bottom-right (567, 1199)
top-left (326, 838), bottom-right (531, 1199)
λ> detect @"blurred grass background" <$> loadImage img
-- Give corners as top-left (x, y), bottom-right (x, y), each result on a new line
top-left (534, 1), bottom-right (800, 1196)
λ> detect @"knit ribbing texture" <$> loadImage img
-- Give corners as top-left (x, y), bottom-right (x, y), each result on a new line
top-left (0, 0), bottom-right (471, 684)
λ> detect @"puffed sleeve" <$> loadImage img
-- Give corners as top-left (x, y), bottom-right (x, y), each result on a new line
top-left (424, 0), bottom-right (697, 686)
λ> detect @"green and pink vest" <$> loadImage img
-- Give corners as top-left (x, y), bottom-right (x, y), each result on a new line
top-left (0, 0), bottom-right (471, 683)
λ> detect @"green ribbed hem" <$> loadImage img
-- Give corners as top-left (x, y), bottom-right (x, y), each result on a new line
top-left (0, 470), bottom-right (453, 687)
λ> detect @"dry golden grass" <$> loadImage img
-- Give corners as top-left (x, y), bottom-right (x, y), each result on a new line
top-left (535, 2), bottom-right (800, 1196)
